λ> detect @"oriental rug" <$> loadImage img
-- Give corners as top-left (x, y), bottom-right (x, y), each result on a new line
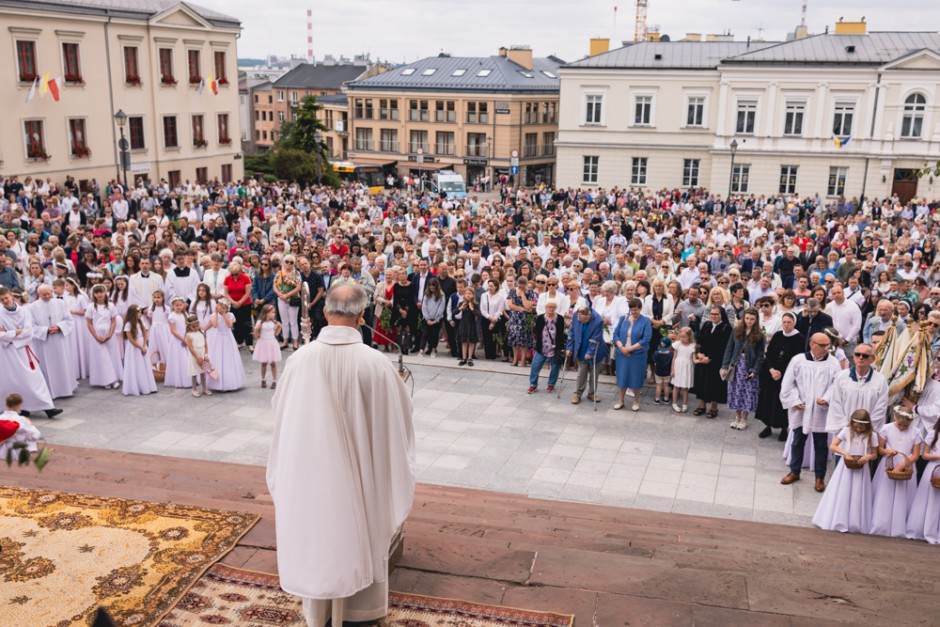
top-left (160, 563), bottom-right (575, 627)
top-left (0, 486), bottom-right (258, 626)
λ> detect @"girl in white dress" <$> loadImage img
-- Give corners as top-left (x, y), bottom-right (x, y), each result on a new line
top-left (252, 304), bottom-right (282, 389)
top-left (184, 315), bottom-right (212, 397)
top-left (671, 327), bottom-right (695, 413)
top-left (147, 290), bottom-right (171, 371)
top-left (190, 282), bottom-right (215, 331)
top-left (870, 408), bottom-right (922, 537)
top-left (164, 297), bottom-right (192, 389)
top-left (84, 285), bottom-right (122, 389)
top-left (64, 278), bottom-right (90, 380)
top-left (122, 305), bottom-right (157, 396)
top-left (906, 417), bottom-right (940, 543)
top-left (207, 299), bottom-right (246, 392)
top-left (812, 409), bottom-right (879, 533)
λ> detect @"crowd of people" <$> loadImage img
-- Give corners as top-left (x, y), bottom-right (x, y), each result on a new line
top-left (2, 170), bottom-right (940, 542)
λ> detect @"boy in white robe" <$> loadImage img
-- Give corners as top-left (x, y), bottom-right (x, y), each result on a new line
top-left (0, 394), bottom-right (42, 459)
top-left (780, 332), bottom-right (842, 492)
top-left (267, 284), bottom-right (415, 627)
top-left (28, 284), bottom-right (77, 399)
top-left (0, 287), bottom-right (62, 418)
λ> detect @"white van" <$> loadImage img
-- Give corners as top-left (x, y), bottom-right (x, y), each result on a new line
top-left (430, 171), bottom-right (467, 199)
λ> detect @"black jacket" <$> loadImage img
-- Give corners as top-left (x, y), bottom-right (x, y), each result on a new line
top-left (796, 311), bottom-right (834, 345)
top-left (534, 314), bottom-right (567, 365)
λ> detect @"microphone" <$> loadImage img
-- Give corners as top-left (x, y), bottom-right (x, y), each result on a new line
top-left (360, 319), bottom-right (413, 390)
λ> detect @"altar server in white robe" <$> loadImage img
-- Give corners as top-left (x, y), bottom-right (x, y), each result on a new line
top-left (905, 369), bottom-right (940, 440)
top-left (0, 287), bottom-right (62, 418)
top-left (826, 343), bottom-right (889, 432)
top-left (28, 285), bottom-right (77, 399)
top-left (0, 394), bottom-right (43, 458)
top-left (166, 251), bottom-right (200, 303)
top-left (129, 257), bottom-right (166, 309)
top-left (780, 332), bottom-right (842, 492)
top-left (267, 283), bottom-right (415, 627)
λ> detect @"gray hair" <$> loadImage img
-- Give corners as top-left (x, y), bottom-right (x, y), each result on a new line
top-left (325, 283), bottom-right (368, 318)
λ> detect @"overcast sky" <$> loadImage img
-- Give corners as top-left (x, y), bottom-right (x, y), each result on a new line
top-left (200, 0), bottom-right (930, 63)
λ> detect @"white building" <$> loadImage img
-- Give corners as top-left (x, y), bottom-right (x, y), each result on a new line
top-left (0, 0), bottom-right (244, 190)
top-left (556, 22), bottom-right (940, 204)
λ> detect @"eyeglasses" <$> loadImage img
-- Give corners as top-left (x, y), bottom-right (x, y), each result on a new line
top-left (760, 304), bottom-right (772, 308)
top-left (812, 341), bottom-right (831, 348)
top-left (854, 352), bottom-right (873, 359)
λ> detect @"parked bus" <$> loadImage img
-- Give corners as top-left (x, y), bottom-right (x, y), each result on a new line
top-left (330, 161), bottom-right (387, 195)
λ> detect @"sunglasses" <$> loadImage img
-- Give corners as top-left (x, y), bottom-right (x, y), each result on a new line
top-left (854, 352), bottom-right (873, 359)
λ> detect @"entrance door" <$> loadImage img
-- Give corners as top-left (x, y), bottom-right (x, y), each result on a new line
top-left (892, 169), bottom-right (919, 205)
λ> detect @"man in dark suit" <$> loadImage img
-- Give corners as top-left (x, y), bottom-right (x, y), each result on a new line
top-left (408, 259), bottom-right (431, 307)
top-left (796, 298), bottom-right (833, 348)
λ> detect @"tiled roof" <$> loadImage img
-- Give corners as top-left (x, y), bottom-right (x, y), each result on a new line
top-left (273, 65), bottom-right (368, 90)
top-left (348, 54), bottom-right (563, 93)
top-left (3, 0), bottom-right (240, 26)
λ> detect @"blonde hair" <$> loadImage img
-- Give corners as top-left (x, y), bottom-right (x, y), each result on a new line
top-left (677, 327), bottom-right (694, 344)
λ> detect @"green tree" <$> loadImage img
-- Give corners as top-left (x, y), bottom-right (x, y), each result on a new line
top-left (269, 148), bottom-right (318, 187)
top-left (277, 95), bottom-right (329, 159)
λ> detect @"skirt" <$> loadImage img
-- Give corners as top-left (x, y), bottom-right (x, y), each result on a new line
top-left (727, 355), bottom-right (758, 413)
top-left (252, 338), bottom-right (282, 364)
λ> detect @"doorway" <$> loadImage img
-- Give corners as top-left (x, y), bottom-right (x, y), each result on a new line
top-left (892, 169), bottom-right (919, 205)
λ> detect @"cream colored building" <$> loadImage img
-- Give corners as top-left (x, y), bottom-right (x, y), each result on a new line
top-left (0, 0), bottom-right (243, 191)
top-left (346, 47), bottom-right (562, 186)
top-left (557, 23), bottom-right (940, 204)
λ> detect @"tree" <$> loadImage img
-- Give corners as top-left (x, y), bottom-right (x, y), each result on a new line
top-left (268, 148), bottom-right (318, 187)
top-left (277, 94), bottom-right (329, 160)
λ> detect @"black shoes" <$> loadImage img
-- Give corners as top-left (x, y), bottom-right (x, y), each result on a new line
top-left (45, 408), bottom-right (63, 419)
top-left (758, 426), bottom-right (773, 439)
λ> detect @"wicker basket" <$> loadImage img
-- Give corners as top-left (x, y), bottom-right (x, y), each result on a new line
top-left (886, 454), bottom-right (913, 481)
top-left (843, 455), bottom-right (866, 470)
top-left (152, 362), bottom-right (166, 383)
top-left (932, 466), bottom-right (940, 490)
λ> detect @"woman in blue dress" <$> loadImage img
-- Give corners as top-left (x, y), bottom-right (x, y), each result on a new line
top-left (612, 298), bottom-right (652, 412)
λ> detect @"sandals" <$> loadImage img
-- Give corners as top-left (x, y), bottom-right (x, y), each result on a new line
top-left (706, 410), bottom-right (718, 419)
top-left (693, 407), bottom-right (707, 416)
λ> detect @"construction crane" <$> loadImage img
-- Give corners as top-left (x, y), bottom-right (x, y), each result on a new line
top-left (634, 0), bottom-right (648, 43)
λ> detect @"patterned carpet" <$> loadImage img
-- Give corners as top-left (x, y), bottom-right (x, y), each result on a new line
top-left (160, 563), bottom-right (575, 627)
top-left (0, 487), bottom-right (258, 626)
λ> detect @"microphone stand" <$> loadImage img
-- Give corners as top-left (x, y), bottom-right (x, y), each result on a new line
top-left (360, 319), bottom-right (415, 396)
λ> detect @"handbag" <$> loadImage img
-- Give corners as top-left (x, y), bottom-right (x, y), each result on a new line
top-left (722, 362), bottom-right (736, 382)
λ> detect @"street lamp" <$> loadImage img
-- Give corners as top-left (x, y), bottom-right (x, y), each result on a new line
top-left (314, 130), bottom-right (323, 186)
top-left (726, 139), bottom-right (738, 211)
top-left (114, 109), bottom-right (129, 191)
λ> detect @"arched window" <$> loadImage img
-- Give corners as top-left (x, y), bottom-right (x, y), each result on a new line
top-left (901, 93), bottom-right (926, 138)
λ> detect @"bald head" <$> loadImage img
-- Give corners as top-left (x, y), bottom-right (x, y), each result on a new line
top-left (809, 332), bottom-right (831, 360)
top-left (324, 283), bottom-right (367, 327)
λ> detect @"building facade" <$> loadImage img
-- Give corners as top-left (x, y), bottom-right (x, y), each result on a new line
top-left (346, 47), bottom-right (562, 187)
top-left (0, 0), bottom-right (243, 190)
top-left (556, 23), bottom-right (940, 204)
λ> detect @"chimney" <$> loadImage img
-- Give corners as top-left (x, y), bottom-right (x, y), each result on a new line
top-left (590, 38), bottom-right (610, 56)
top-left (794, 24), bottom-right (809, 40)
top-left (506, 45), bottom-right (533, 70)
top-left (683, 33), bottom-right (702, 42)
top-left (498, 46), bottom-right (508, 57)
top-left (834, 18), bottom-right (867, 35)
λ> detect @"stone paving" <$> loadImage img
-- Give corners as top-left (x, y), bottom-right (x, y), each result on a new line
top-left (41, 350), bottom-right (823, 527)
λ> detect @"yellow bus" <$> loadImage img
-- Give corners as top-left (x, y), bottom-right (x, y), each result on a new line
top-left (330, 161), bottom-right (387, 195)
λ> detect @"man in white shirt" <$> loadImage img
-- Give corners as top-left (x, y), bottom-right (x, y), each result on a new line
top-left (111, 190), bottom-right (129, 222)
top-left (825, 283), bottom-right (862, 357)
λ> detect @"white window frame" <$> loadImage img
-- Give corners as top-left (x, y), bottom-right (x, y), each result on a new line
top-left (832, 102), bottom-right (855, 138)
top-left (901, 93), bottom-right (926, 139)
top-left (12, 31), bottom-right (41, 83)
top-left (682, 159), bottom-right (700, 187)
top-left (583, 93), bottom-right (604, 126)
top-left (633, 95), bottom-right (653, 127)
top-left (783, 101), bottom-right (805, 137)
top-left (735, 101), bottom-right (757, 135)
top-left (731, 164), bottom-right (750, 193)
top-left (57, 32), bottom-right (85, 84)
top-left (828, 166), bottom-right (848, 197)
top-left (582, 155), bottom-right (599, 184)
top-left (779, 165), bottom-right (798, 194)
top-left (685, 96), bottom-right (706, 128)
top-left (631, 157), bottom-right (648, 185)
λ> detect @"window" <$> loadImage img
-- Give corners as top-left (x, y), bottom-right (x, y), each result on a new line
top-left (784, 102), bottom-right (805, 136)
top-left (634, 96), bottom-right (652, 126)
top-left (833, 103), bottom-right (854, 137)
top-left (542, 132), bottom-right (555, 156)
top-left (421, 68), bottom-right (436, 76)
top-left (213, 51), bottom-right (227, 83)
top-left (24, 120), bottom-right (46, 159)
top-left (631, 157), bottom-right (648, 185)
top-left (902, 94), bottom-right (926, 138)
top-left (541, 102), bottom-right (557, 124)
top-left (62, 43), bottom-right (82, 83)
top-left (380, 128), bottom-right (398, 152)
top-left (541, 70), bottom-right (557, 79)
top-left (409, 130), bottom-right (429, 153)
top-left (779, 166), bottom-right (798, 194)
top-left (435, 131), bottom-right (455, 155)
top-left (736, 101), bottom-right (756, 134)
top-left (124, 47), bottom-right (140, 84)
top-left (466, 133), bottom-right (487, 157)
top-left (379, 99), bottom-right (399, 120)
top-left (354, 98), bottom-right (367, 119)
top-left (192, 115), bottom-right (205, 146)
top-left (525, 102), bottom-right (538, 125)
top-left (218, 114), bottom-right (230, 144)
top-left (16, 41), bottom-right (38, 82)
top-left (466, 102), bottom-right (488, 124)
top-left (221, 163), bottom-right (232, 182)
top-left (409, 99), bottom-right (429, 122)
top-left (476, 69), bottom-right (491, 77)
top-left (277, 90), bottom-right (284, 102)
top-left (731, 164), bottom-right (750, 193)
top-left (68, 118), bottom-right (88, 156)
top-left (163, 116), bottom-right (178, 148)
top-left (195, 167), bottom-right (207, 184)
top-left (129, 116), bottom-right (145, 150)
top-left (355, 128), bottom-right (373, 151)
top-left (828, 167), bottom-right (848, 196)
top-left (686, 97), bottom-right (705, 127)
top-left (682, 159), bottom-right (700, 187)
top-left (452, 69), bottom-right (466, 76)
top-left (518, 70), bottom-right (534, 78)
top-left (159, 48), bottom-right (175, 84)
top-left (524, 133), bottom-right (538, 158)
top-left (585, 95), bottom-right (603, 124)
top-left (435, 100), bottom-right (455, 123)
top-left (291, 91), bottom-right (298, 105)
top-left (168, 170), bottom-right (181, 188)
top-left (401, 68), bottom-right (416, 76)
top-left (277, 111), bottom-right (284, 122)
top-left (187, 49), bottom-right (201, 84)
top-left (582, 156), bottom-right (599, 184)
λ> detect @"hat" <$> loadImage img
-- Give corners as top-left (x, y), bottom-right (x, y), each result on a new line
top-left (658, 337), bottom-right (672, 350)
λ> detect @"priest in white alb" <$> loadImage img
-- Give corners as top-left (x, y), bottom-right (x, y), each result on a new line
top-left (28, 284), bottom-right (77, 400)
top-left (0, 287), bottom-right (62, 418)
top-left (267, 283), bottom-right (415, 627)
top-left (826, 342), bottom-right (889, 432)
top-left (779, 332), bottom-right (842, 492)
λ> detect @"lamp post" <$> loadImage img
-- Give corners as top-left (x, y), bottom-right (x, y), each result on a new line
top-left (314, 130), bottom-right (323, 186)
top-left (114, 109), bottom-right (129, 191)
top-left (726, 139), bottom-right (738, 212)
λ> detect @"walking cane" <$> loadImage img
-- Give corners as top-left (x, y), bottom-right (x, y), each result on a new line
top-left (589, 339), bottom-right (599, 412)
top-left (556, 353), bottom-right (569, 399)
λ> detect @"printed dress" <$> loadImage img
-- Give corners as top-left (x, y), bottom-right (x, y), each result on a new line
top-left (507, 289), bottom-right (535, 349)
top-left (727, 354), bottom-right (758, 412)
